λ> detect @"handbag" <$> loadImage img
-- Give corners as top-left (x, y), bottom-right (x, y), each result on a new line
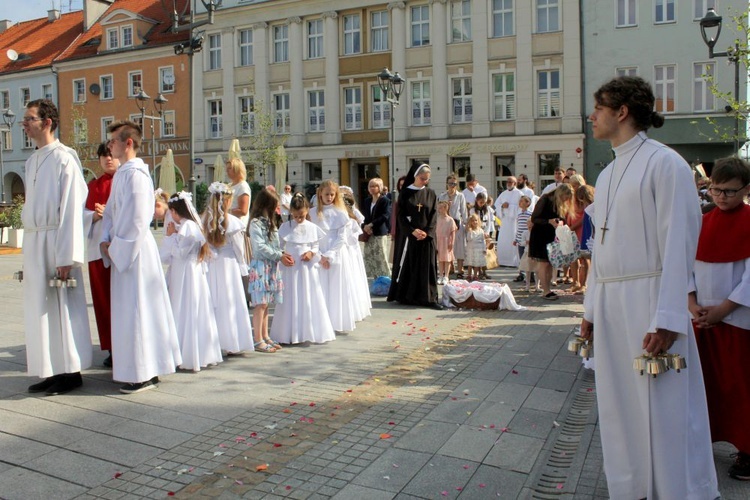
top-left (546, 226), bottom-right (580, 268)
top-left (358, 232), bottom-right (371, 243)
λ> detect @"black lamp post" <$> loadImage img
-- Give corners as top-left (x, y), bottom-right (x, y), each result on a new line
top-left (0, 108), bottom-right (16, 204)
top-left (134, 89), bottom-right (168, 180)
top-left (700, 7), bottom-right (742, 154)
top-left (377, 67), bottom-right (405, 192)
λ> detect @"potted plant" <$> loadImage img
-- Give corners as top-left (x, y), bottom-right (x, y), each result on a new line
top-left (0, 210), bottom-right (8, 245)
top-left (7, 195), bottom-right (24, 248)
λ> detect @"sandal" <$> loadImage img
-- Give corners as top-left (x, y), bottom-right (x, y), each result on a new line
top-left (265, 338), bottom-right (282, 350)
top-left (456, 273), bottom-right (465, 279)
top-left (253, 341), bottom-right (276, 353)
top-left (543, 292), bottom-right (559, 301)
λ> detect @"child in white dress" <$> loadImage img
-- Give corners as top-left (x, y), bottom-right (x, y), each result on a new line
top-left (271, 194), bottom-right (336, 344)
top-left (464, 213), bottom-right (487, 281)
top-left (162, 193), bottom-right (223, 371)
top-left (310, 180), bottom-right (358, 332)
top-left (203, 182), bottom-right (254, 355)
top-left (340, 187), bottom-right (372, 322)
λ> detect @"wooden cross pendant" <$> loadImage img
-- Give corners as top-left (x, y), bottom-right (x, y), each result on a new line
top-left (600, 220), bottom-right (609, 244)
top-left (416, 203), bottom-right (423, 212)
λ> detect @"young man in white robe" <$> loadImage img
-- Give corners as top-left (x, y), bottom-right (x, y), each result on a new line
top-left (461, 173), bottom-right (487, 207)
top-left (581, 76), bottom-right (718, 499)
top-left (100, 120), bottom-right (182, 394)
top-left (22, 99), bottom-right (92, 396)
top-left (493, 176), bottom-right (522, 269)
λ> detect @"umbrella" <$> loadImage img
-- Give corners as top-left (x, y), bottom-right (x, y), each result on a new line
top-left (275, 144), bottom-right (287, 193)
top-left (214, 154), bottom-right (226, 182)
top-left (158, 149), bottom-right (177, 195)
top-left (229, 138), bottom-right (242, 161)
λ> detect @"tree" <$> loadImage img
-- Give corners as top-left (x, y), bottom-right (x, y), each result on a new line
top-left (240, 99), bottom-right (288, 183)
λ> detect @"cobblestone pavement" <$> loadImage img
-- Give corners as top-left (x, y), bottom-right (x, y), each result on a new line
top-left (0, 243), bottom-right (748, 499)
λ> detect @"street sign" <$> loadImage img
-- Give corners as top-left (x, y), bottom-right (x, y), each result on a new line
top-left (194, 158), bottom-right (204, 164)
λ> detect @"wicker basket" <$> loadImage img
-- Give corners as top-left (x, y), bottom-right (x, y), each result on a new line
top-left (450, 295), bottom-right (501, 310)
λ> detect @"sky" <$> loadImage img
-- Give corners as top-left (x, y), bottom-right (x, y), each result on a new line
top-left (0, 0), bottom-right (83, 24)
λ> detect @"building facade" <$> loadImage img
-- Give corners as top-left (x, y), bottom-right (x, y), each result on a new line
top-left (582, 0), bottom-right (746, 182)
top-left (193, 0), bottom-right (585, 201)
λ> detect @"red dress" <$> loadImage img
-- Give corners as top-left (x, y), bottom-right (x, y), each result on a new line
top-left (86, 173), bottom-right (113, 350)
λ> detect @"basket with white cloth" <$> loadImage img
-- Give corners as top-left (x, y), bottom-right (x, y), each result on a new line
top-left (441, 280), bottom-right (526, 311)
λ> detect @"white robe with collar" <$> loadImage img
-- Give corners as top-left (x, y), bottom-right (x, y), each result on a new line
top-left (583, 132), bottom-right (718, 500)
top-left (101, 157), bottom-right (182, 383)
top-left (22, 140), bottom-right (92, 378)
top-left (494, 188), bottom-right (522, 267)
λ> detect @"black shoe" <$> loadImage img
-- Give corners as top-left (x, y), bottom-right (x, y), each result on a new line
top-left (729, 452), bottom-right (750, 481)
top-left (102, 352), bottom-right (112, 368)
top-left (46, 372), bottom-right (83, 395)
top-left (28, 376), bottom-right (59, 393)
top-left (120, 378), bottom-right (158, 394)
top-left (428, 302), bottom-right (445, 311)
top-left (513, 274), bottom-right (525, 282)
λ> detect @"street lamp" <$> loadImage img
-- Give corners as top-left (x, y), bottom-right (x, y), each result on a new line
top-left (699, 7), bottom-right (742, 154)
top-left (0, 108), bottom-right (16, 205)
top-left (134, 89), bottom-right (168, 181)
top-left (377, 68), bottom-right (405, 192)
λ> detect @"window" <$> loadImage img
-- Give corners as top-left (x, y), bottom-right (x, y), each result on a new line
top-left (654, 64), bottom-right (675, 113)
top-left (107, 28), bottom-right (119, 49)
top-left (451, 1), bottom-right (471, 42)
top-left (344, 87), bottom-right (362, 130)
top-left (273, 25), bottom-right (289, 63)
top-left (208, 99), bottom-right (223, 139)
top-left (694, 0), bottom-right (715, 20)
top-left (371, 11), bottom-right (389, 52)
top-left (452, 77), bottom-right (472, 123)
top-left (307, 20), bottom-right (323, 59)
top-left (238, 96), bottom-right (255, 136)
top-left (616, 67), bottom-right (638, 77)
top-left (1, 129), bottom-right (11, 150)
top-left (238, 28), bottom-right (253, 66)
top-left (538, 153), bottom-right (561, 190)
top-left (101, 116), bottom-right (114, 141)
top-left (537, 0), bottom-right (559, 32)
top-left (73, 119), bottom-right (87, 144)
top-left (73, 79), bottom-right (86, 103)
top-left (274, 93), bottom-right (290, 133)
top-left (129, 113), bottom-right (143, 129)
top-left (122, 25), bottom-right (133, 47)
top-left (308, 90), bottom-right (325, 132)
top-left (694, 62), bottom-right (716, 112)
top-left (129, 71), bottom-right (142, 96)
top-left (492, 0), bottom-right (514, 37)
top-left (343, 14), bottom-right (361, 55)
top-left (100, 75), bottom-right (113, 99)
top-left (42, 84), bottom-right (53, 100)
top-left (160, 67), bottom-right (175, 93)
top-left (493, 73), bottom-right (515, 120)
top-left (23, 130), bottom-right (33, 149)
top-left (411, 5), bottom-right (430, 47)
top-left (617, 0), bottom-right (637, 27)
top-left (20, 87), bottom-right (30, 106)
top-left (411, 81), bottom-right (431, 126)
top-left (537, 70), bottom-right (560, 118)
top-left (1, 90), bottom-right (9, 109)
top-left (306, 161), bottom-right (323, 183)
top-left (655, 0), bottom-right (675, 23)
top-left (162, 110), bottom-right (176, 137)
top-left (372, 87), bottom-right (391, 129)
top-left (208, 34), bottom-right (221, 70)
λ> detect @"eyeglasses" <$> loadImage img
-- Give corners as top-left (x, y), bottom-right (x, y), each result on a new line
top-left (447, 182), bottom-right (458, 186)
top-left (708, 185), bottom-right (747, 198)
top-left (22, 116), bottom-right (42, 123)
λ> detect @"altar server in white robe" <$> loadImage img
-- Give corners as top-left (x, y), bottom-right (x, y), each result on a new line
top-left (271, 193), bottom-right (335, 344)
top-left (22, 99), bottom-right (92, 395)
top-left (493, 177), bottom-right (522, 267)
top-left (101, 120), bottom-right (182, 394)
top-left (581, 76), bottom-right (718, 500)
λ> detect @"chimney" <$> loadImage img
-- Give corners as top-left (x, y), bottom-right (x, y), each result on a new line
top-left (84, 0), bottom-right (114, 31)
top-left (0, 20), bottom-right (13, 33)
top-left (48, 9), bottom-right (61, 22)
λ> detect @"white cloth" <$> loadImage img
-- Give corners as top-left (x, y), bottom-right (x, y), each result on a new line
top-left (279, 191), bottom-right (292, 217)
top-left (207, 214), bottom-right (254, 353)
top-left (161, 219), bottom-right (223, 371)
top-left (494, 188), bottom-right (522, 267)
top-left (461, 184), bottom-right (487, 206)
top-left (84, 209), bottom-right (104, 262)
top-left (310, 205), bottom-right (357, 332)
top-left (582, 132), bottom-right (718, 500)
top-left (230, 181), bottom-right (252, 228)
top-left (541, 182), bottom-right (562, 195)
top-left (22, 140), bottom-right (92, 378)
top-left (345, 215), bottom-right (371, 322)
top-left (271, 219), bottom-right (335, 344)
top-left (690, 258), bottom-right (750, 329)
top-left (441, 280), bottom-right (526, 311)
top-left (101, 157), bottom-right (182, 383)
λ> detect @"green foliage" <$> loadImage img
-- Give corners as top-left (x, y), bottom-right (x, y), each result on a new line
top-left (7, 195), bottom-right (24, 229)
top-left (240, 100), bottom-right (288, 181)
top-left (249, 181), bottom-right (264, 203)
top-left (195, 182), bottom-right (209, 214)
top-left (0, 210), bottom-right (8, 227)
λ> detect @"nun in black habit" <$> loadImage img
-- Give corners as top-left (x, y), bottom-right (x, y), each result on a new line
top-left (387, 163), bottom-right (442, 309)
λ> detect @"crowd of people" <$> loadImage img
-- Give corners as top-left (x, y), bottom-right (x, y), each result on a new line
top-left (17, 74), bottom-right (750, 495)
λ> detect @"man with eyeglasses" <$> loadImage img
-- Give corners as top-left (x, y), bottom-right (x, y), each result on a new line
top-left (21, 99), bottom-right (92, 396)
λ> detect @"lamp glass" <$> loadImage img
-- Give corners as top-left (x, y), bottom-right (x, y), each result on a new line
top-left (3, 108), bottom-right (15, 126)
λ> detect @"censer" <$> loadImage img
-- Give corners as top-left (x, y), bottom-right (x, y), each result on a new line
top-left (633, 352), bottom-right (686, 378)
top-left (567, 335), bottom-right (593, 360)
top-left (49, 274), bottom-right (77, 288)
